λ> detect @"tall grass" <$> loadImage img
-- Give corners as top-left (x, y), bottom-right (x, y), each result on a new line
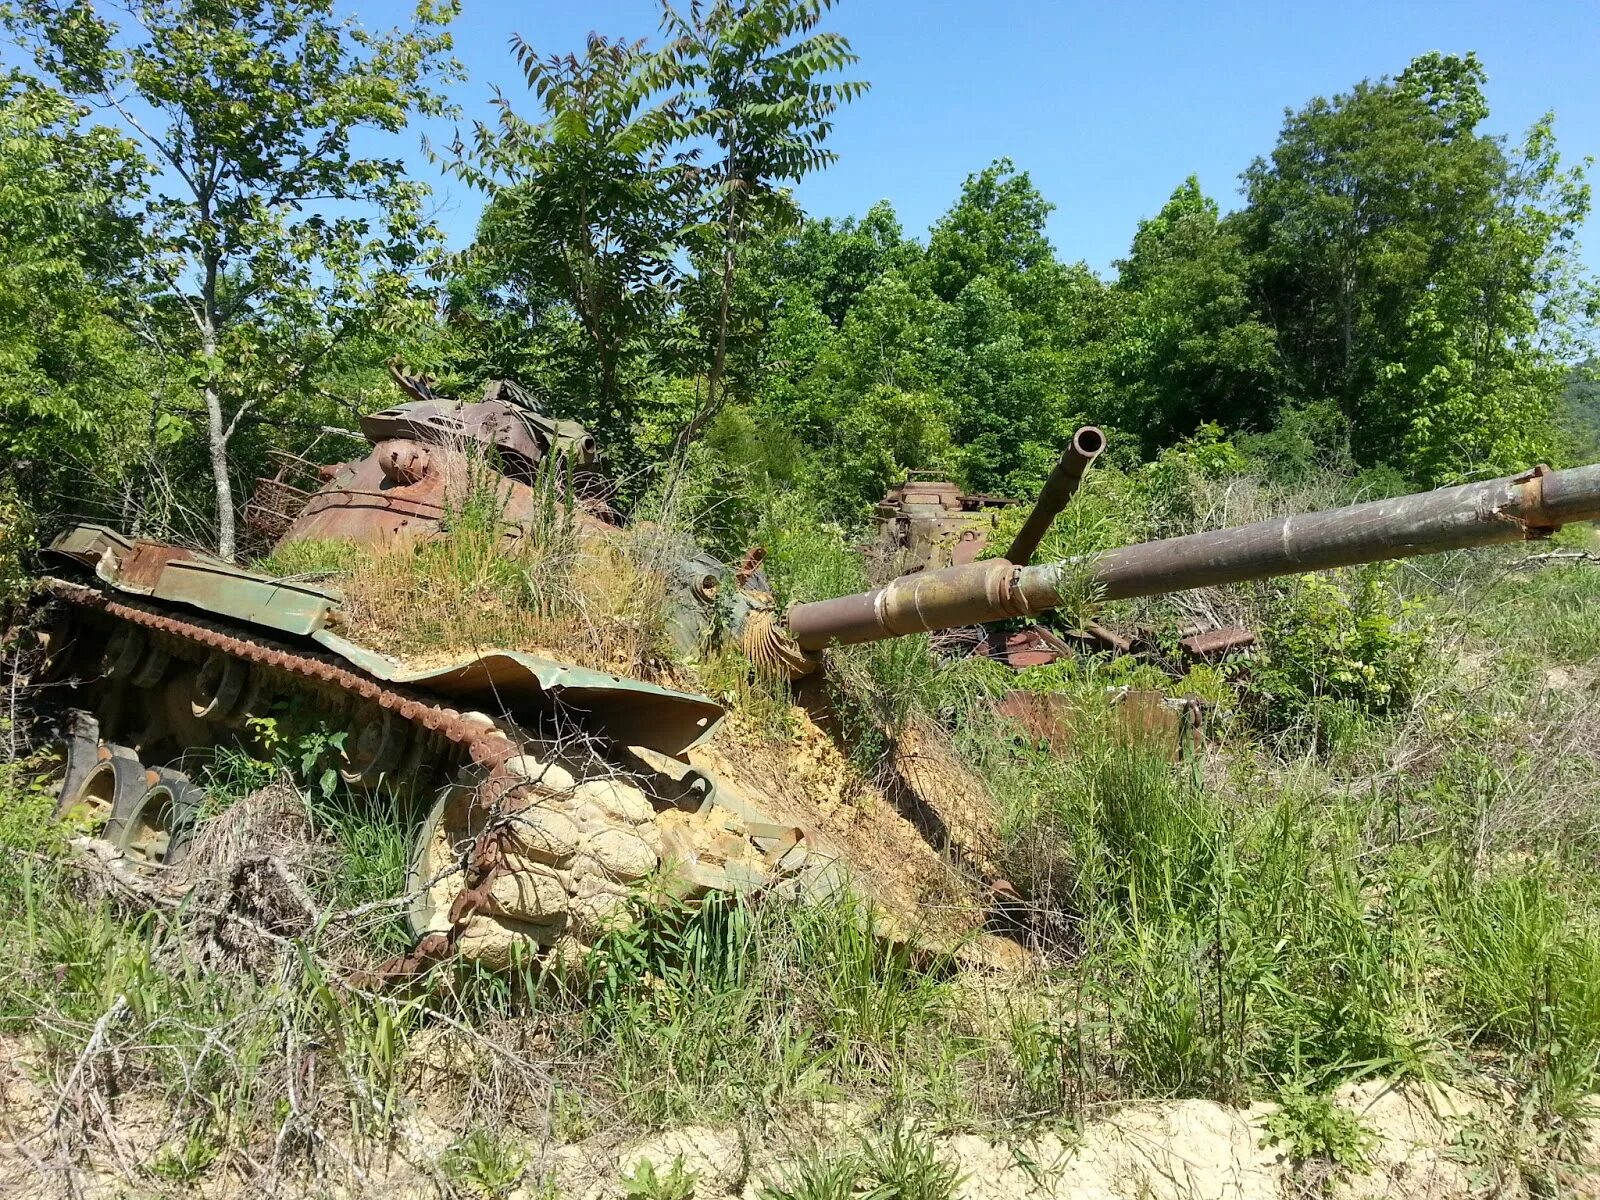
top-left (4, 450), bottom-right (1600, 1190)
top-left (751, 463), bottom-right (1600, 1138)
top-left (257, 447), bottom-right (678, 677)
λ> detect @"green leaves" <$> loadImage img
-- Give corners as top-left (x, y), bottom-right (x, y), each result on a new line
top-left (10, 0), bottom-right (460, 555)
top-left (1238, 52), bottom-right (1592, 483)
top-left (438, 1), bottom-right (867, 472)
top-left (0, 76), bottom-right (152, 486)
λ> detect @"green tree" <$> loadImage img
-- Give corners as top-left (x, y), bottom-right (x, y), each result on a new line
top-left (0, 75), bottom-right (152, 512)
top-left (757, 200), bottom-right (915, 326)
top-left (662, 0), bottom-right (867, 450)
top-left (441, 33), bottom-right (695, 451)
top-left (0, 77), bottom-right (143, 448)
top-left (11, 0), bottom-right (460, 558)
top-left (924, 157), bottom-right (1058, 306)
top-left (921, 160), bottom-right (1106, 496)
top-left (1560, 361), bottom-right (1600, 462)
top-left (1239, 51), bottom-right (1594, 481)
top-left (1107, 176), bottom-right (1278, 451)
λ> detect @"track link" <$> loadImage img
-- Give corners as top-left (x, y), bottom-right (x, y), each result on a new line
top-left (41, 577), bottom-right (535, 980)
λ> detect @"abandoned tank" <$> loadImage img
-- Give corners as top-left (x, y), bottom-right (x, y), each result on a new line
top-left (23, 367), bottom-right (1600, 975)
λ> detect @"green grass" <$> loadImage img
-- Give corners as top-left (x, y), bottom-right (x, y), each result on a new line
top-left (576, 890), bottom-right (971, 1125)
top-left (2, 471), bottom-right (1599, 1190)
top-left (756, 1125), bottom-right (962, 1200)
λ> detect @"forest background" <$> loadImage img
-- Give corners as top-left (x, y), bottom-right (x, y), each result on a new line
top-left (0, 0), bottom-right (1597, 575)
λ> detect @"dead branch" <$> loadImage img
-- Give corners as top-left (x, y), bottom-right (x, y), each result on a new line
top-left (1506, 549), bottom-right (1600, 570)
top-left (69, 837), bottom-right (183, 910)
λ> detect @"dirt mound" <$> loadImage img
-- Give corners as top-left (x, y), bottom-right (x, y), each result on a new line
top-left (689, 704), bottom-right (1021, 967)
top-left (7, 1018), bottom-right (1597, 1200)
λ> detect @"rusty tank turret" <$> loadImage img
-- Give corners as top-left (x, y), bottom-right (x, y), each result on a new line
top-left (24, 366), bottom-right (1600, 975)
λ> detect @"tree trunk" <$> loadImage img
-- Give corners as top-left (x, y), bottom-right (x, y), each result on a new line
top-left (206, 380), bottom-right (236, 561)
top-left (201, 320), bottom-right (236, 561)
top-left (198, 240), bottom-right (236, 561)
top-left (675, 238), bottom-right (737, 457)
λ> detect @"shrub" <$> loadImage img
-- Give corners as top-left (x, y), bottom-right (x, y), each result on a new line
top-left (1251, 566), bottom-right (1427, 744)
top-left (1138, 424), bottom-right (1248, 537)
top-left (1262, 1085), bottom-right (1376, 1169)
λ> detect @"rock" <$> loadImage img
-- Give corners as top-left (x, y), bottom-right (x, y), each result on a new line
top-left (505, 805), bottom-right (582, 861)
top-left (489, 859), bottom-right (569, 918)
top-left (506, 756), bottom-right (577, 793)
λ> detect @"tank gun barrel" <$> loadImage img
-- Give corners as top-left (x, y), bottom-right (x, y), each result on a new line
top-left (786, 462), bottom-right (1600, 651)
top-left (1004, 426), bottom-right (1106, 566)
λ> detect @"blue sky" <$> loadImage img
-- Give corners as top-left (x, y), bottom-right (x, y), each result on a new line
top-left (365, 1), bottom-right (1599, 274)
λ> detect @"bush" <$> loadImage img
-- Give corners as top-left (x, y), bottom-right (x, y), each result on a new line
top-left (1251, 566), bottom-right (1428, 745)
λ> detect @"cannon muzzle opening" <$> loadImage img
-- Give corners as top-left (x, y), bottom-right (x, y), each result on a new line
top-left (1004, 426), bottom-right (1106, 567)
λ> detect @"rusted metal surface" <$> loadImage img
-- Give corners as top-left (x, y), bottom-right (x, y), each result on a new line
top-left (1004, 426), bottom-right (1106, 567)
top-left (279, 451), bottom-right (610, 547)
top-left (1179, 624), bottom-right (1256, 661)
top-left (243, 450), bottom-right (322, 546)
top-left (364, 373), bottom-right (600, 480)
top-left (1082, 621), bottom-right (1133, 655)
top-left (271, 375), bottom-right (612, 549)
top-left (789, 558), bottom-right (1030, 651)
top-left (49, 527), bottom-right (728, 757)
top-left (982, 627), bottom-right (1073, 669)
top-left (314, 632), bottom-right (724, 757)
top-left (791, 462), bottom-right (1600, 650)
top-left (44, 524), bottom-right (135, 570)
top-left (67, 539), bottom-right (344, 638)
top-left (735, 545), bottom-right (767, 586)
top-left (114, 542), bottom-right (204, 592)
top-left (873, 473), bottom-right (1019, 572)
top-left (41, 576), bottom-right (526, 982)
top-left (995, 688), bottom-right (1200, 760)
top-left (1059, 462), bottom-right (1600, 604)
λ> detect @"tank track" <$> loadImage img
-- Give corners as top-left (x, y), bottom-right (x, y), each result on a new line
top-left (37, 577), bottom-right (728, 981)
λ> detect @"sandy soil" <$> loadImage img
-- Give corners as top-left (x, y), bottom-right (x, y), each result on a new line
top-left (689, 703), bottom-right (1022, 966)
top-left (9, 1037), bottom-right (1596, 1200)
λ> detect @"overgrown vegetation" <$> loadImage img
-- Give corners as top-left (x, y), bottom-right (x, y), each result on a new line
top-left (1, 0), bottom-right (1599, 1194)
top-left (257, 453), bottom-right (682, 676)
top-left (4, 437), bottom-right (1599, 1192)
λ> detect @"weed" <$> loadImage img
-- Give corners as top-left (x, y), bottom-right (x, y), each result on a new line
top-left (1251, 566), bottom-right (1428, 746)
top-left (621, 1155), bottom-right (699, 1200)
top-left (149, 1127), bottom-right (221, 1183)
top-left (260, 447), bottom-right (679, 678)
top-left (757, 1149), bottom-right (861, 1200)
top-left (582, 890), bottom-right (960, 1124)
top-left (1262, 1085), bottom-right (1377, 1170)
top-left (756, 1126), bottom-right (960, 1200)
top-left (858, 1123), bottom-right (964, 1200)
top-left (441, 1127), bottom-right (530, 1198)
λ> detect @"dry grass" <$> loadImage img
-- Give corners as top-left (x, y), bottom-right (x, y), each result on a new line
top-left (336, 527), bottom-right (676, 679)
top-left (260, 449), bottom-right (684, 681)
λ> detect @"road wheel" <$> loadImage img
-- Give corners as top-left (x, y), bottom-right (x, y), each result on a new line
top-left (115, 767), bottom-right (203, 869)
top-left (43, 710), bottom-right (100, 820)
top-left (56, 742), bottom-right (144, 839)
